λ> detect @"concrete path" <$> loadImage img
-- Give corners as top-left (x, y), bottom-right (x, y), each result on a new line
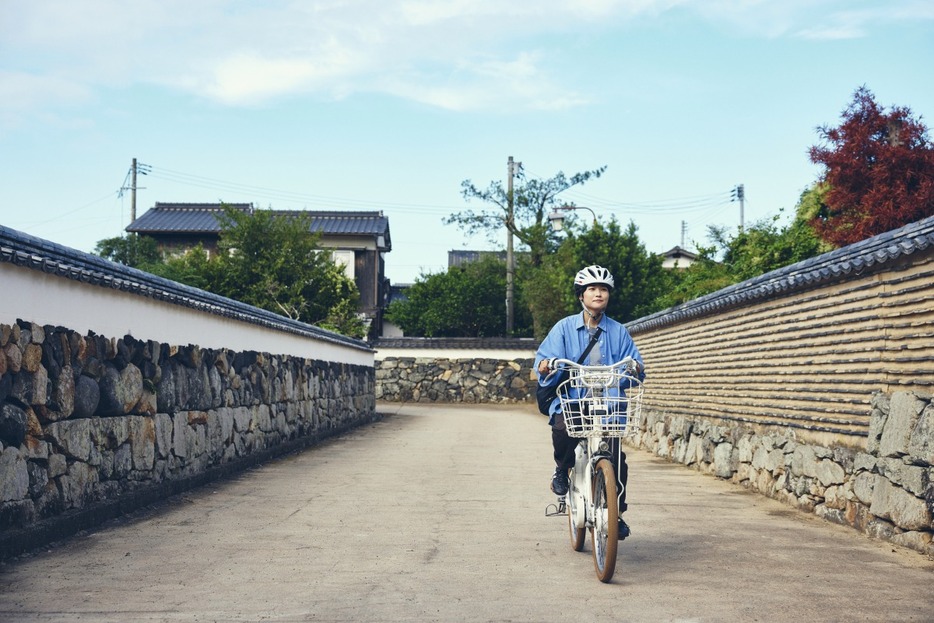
top-left (0, 403), bottom-right (931, 623)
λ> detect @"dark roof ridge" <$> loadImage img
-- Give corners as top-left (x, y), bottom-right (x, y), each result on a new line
top-left (0, 224), bottom-right (372, 353)
top-left (149, 203), bottom-right (384, 218)
top-left (373, 337), bottom-right (538, 350)
top-left (277, 209), bottom-right (385, 217)
top-left (153, 202), bottom-right (252, 210)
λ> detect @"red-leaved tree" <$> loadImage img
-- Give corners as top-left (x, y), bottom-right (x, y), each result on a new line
top-left (808, 86), bottom-right (934, 246)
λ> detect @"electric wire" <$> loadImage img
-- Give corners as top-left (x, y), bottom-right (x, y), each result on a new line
top-left (145, 165), bottom-right (465, 215)
top-left (145, 162), bottom-right (741, 224)
top-left (133, 163), bottom-right (747, 254)
top-left (520, 166), bottom-right (736, 215)
top-left (10, 190), bottom-right (121, 228)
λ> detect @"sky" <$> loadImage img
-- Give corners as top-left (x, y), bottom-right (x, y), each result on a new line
top-left (2, 1), bottom-right (933, 285)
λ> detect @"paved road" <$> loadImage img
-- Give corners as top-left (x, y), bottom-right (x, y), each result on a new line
top-left (0, 403), bottom-right (931, 622)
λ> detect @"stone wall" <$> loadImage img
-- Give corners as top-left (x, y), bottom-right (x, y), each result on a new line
top-left (376, 357), bottom-right (536, 403)
top-left (0, 320), bottom-right (375, 559)
top-left (628, 390), bottom-right (934, 556)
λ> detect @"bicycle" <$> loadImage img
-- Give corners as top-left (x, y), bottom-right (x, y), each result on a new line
top-left (544, 357), bottom-right (644, 583)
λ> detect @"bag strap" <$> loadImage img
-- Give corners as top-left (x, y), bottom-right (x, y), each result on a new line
top-left (576, 327), bottom-right (603, 364)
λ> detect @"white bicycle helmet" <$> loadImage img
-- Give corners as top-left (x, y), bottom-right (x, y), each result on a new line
top-left (574, 265), bottom-right (614, 294)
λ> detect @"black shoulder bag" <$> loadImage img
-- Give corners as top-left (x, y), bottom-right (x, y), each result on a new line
top-left (536, 327), bottom-right (603, 416)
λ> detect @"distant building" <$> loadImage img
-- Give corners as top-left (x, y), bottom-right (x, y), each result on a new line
top-left (126, 202), bottom-right (392, 338)
top-left (448, 250), bottom-right (506, 268)
top-left (448, 249), bottom-right (532, 269)
top-left (660, 246), bottom-right (699, 269)
top-left (380, 283), bottom-right (412, 339)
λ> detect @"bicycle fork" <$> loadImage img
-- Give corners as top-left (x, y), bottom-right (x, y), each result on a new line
top-left (578, 440), bottom-right (626, 525)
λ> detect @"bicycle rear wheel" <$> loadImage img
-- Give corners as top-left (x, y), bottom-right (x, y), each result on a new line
top-left (591, 459), bottom-right (619, 583)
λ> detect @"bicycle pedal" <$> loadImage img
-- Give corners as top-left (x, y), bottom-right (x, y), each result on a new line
top-left (544, 499), bottom-right (567, 517)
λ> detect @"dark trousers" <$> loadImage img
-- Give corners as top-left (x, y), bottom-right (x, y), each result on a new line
top-left (552, 427), bottom-right (629, 513)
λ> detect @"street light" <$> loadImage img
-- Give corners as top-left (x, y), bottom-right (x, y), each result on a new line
top-left (547, 205), bottom-right (597, 231)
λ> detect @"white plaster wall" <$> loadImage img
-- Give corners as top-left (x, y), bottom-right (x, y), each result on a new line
top-left (0, 262), bottom-right (373, 367)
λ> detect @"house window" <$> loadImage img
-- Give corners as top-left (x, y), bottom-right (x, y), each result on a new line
top-left (332, 250), bottom-right (355, 280)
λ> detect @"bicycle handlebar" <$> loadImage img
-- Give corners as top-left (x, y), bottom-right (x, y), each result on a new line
top-left (543, 356), bottom-right (642, 380)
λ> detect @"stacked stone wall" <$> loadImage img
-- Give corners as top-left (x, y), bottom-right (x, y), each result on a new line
top-left (376, 357), bottom-right (535, 403)
top-left (0, 319), bottom-right (375, 559)
top-left (629, 391), bottom-right (934, 556)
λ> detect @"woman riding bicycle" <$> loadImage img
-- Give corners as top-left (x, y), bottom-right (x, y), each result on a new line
top-left (534, 264), bottom-right (645, 540)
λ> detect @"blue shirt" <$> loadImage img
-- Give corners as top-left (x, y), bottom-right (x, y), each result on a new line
top-left (534, 312), bottom-right (645, 420)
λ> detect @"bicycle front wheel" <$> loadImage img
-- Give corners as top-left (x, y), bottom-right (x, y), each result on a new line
top-left (567, 468), bottom-right (586, 552)
top-left (591, 458), bottom-right (619, 583)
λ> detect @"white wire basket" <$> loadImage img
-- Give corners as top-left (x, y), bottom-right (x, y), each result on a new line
top-left (556, 365), bottom-right (644, 438)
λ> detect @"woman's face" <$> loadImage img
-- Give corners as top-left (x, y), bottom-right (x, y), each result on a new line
top-left (580, 285), bottom-right (610, 315)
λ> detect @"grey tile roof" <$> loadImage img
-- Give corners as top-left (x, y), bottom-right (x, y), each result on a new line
top-left (0, 224), bottom-right (372, 352)
top-left (373, 337), bottom-right (538, 351)
top-left (628, 214), bottom-right (934, 334)
top-left (661, 245), bottom-right (699, 260)
top-left (127, 203), bottom-right (391, 249)
top-left (125, 203), bottom-right (252, 233)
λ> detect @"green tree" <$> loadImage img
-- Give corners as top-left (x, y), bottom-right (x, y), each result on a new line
top-left (211, 207), bottom-right (364, 337)
top-left (447, 165), bottom-right (607, 268)
top-left (651, 243), bottom-right (733, 310)
top-left (654, 195), bottom-right (829, 309)
top-left (94, 234), bottom-right (163, 269)
top-left (519, 218), bottom-right (668, 339)
top-left (569, 218), bottom-right (668, 323)
top-left (446, 164), bottom-right (608, 337)
top-left (386, 256), bottom-right (532, 337)
top-left (97, 207), bottom-right (367, 339)
top-left (520, 242), bottom-right (578, 340)
top-left (318, 295), bottom-right (368, 339)
top-left (148, 244), bottom-right (218, 291)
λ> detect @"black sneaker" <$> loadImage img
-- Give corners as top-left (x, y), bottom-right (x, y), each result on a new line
top-left (550, 468), bottom-right (569, 496)
top-left (618, 518), bottom-right (631, 540)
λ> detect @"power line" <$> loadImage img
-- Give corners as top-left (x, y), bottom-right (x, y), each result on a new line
top-left (561, 189), bottom-right (734, 213)
top-left (13, 190), bottom-right (122, 228)
top-left (518, 166), bottom-right (734, 215)
top-left (144, 164), bottom-right (465, 214)
top-left (137, 162), bottom-right (747, 242)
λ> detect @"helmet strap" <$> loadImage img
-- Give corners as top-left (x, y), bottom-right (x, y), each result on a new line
top-left (580, 301), bottom-right (603, 328)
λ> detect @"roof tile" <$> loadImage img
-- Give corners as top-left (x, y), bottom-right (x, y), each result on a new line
top-left (628, 215), bottom-right (934, 334)
top-left (126, 203), bottom-right (391, 249)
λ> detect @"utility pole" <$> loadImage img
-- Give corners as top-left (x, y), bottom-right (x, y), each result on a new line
top-left (681, 220), bottom-right (687, 248)
top-left (122, 158), bottom-right (149, 224)
top-left (131, 158), bottom-right (138, 223)
top-left (732, 184), bottom-right (745, 232)
top-left (506, 156), bottom-right (516, 334)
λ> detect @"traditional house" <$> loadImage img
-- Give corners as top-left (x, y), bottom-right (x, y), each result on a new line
top-left (660, 245), bottom-right (699, 269)
top-left (126, 203), bottom-right (392, 338)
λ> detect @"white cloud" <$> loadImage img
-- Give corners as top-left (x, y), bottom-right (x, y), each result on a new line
top-left (0, 0), bottom-right (644, 115)
top-left (200, 56), bottom-right (319, 105)
top-left (0, 71), bottom-right (92, 111)
top-left (686, 0), bottom-right (934, 40)
top-left (0, 71), bottom-right (95, 131)
top-left (379, 51), bottom-right (589, 112)
top-left (793, 2), bottom-right (934, 40)
top-left (1, 0), bottom-right (931, 122)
